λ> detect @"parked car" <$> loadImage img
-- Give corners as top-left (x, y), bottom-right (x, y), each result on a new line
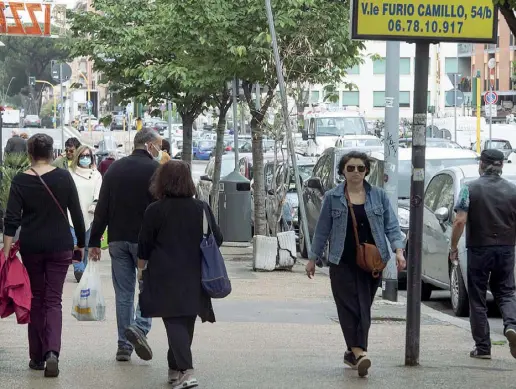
top-left (399, 137), bottom-right (463, 149)
top-left (79, 116), bottom-right (99, 131)
top-left (23, 114), bottom-right (41, 128)
top-left (144, 118), bottom-right (168, 135)
top-left (263, 157), bottom-right (317, 239)
top-left (420, 164), bottom-right (516, 317)
top-left (196, 153), bottom-right (252, 203)
top-left (195, 140), bottom-right (216, 160)
top-left (298, 146), bottom-right (383, 258)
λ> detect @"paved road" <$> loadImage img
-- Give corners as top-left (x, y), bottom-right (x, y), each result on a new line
top-left (400, 290), bottom-right (504, 337)
top-left (2, 126), bottom-right (81, 151)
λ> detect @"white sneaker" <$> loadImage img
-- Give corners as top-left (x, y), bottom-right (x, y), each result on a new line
top-left (172, 370), bottom-right (198, 389)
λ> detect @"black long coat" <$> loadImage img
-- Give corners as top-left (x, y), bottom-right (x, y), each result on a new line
top-left (138, 197), bottom-right (223, 322)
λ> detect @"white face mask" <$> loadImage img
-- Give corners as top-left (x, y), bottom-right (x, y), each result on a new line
top-left (147, 142), bottom-right (162, 160)
top-left (154, 150), bottom-right (163, 161)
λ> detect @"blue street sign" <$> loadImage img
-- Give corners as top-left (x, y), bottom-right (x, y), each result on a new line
top-left (484, 91), bottom-right (498, 105)
top-left (86, 100), bottom-right (93, 109)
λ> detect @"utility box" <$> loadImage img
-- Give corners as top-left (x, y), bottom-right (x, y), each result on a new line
top-left (218, 171), bottom-right (252, 242)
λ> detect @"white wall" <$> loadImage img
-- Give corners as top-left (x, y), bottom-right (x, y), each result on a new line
top-left (309, 42), bottom-right (462, 119)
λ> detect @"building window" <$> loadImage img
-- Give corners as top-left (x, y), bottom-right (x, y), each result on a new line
top-left (445, 58), bottom-right (458, 74)
top-left (311, 91), bottom-right (320, 103)
top-left (400, 58), bottom-right (411, 75)
top-left (400, 91), bottom-right (411, 107)
top-left (346, 65), bottom-right (360, 74)
top-left (342, 91), bottom-right (359, 106)
top-left (373, 91), bottom-right (385, 107)
top-left (373, 58), bottom-right (386, 74)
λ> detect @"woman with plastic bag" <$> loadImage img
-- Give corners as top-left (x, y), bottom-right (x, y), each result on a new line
top-left (68, 145), bottom-right (102, 282)
top-left (137, 161), bottom-right (223, 388)
top-left (3, 134), bottom-right (86, 378)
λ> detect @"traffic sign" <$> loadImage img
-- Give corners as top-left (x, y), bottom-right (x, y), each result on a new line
top-left (486, 104), bottom-right (497, 117)
top-left (51, 62), bottom-right (72, 82)
top-left (484, 91), bottom-right (498, 105)
top-left (445, 89), bottom-right (464, 107)
top-left (86, 101), bottom-right (93, 109)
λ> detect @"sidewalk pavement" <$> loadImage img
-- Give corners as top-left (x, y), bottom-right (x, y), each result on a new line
top-left (1, 245), bottom-right (515, 389)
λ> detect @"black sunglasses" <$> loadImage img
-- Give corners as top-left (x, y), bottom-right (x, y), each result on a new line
top-left (346, 165), bottom-right (366, 173)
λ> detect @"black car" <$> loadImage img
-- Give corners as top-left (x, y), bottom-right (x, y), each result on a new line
top-left (298, 146), bottom-right (383, 258)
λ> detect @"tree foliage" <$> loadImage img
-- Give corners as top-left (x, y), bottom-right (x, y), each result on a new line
top-left (66, 0), bottom-right (363, 235)
top-left (495, 1), bottom-right (516, 37)
top-left (0, 34), bottom-right (69, 114)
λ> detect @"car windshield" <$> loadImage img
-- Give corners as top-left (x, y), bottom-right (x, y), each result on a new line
top-left (396, 158), bottom-right (479, 198)
top-left (315, 116), bottom-right (366, 136)
top-left (288, 164), bottom-right (314, 190)
top-left (485, 140), bottom-right (512, 149)
top-left (199, 141), bottom-right (214, 148)
top-left (221, 159), bottom-right (234, 177)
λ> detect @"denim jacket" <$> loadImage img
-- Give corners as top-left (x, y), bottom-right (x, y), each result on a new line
top-left (309, 181), bottom-right (404, 265)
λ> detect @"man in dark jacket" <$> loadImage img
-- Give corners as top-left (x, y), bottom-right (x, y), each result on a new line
top-left (4, 130), bottom-right (27, 155)
top-left (450, 149), bottom-right (516, 360)
top-left (89, 128), bottom-right (161, 362)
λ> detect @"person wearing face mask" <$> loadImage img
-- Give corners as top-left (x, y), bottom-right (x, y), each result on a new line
top-left (68, 145), bottom-right (102, 282)
top-left (88, 128), bottom-right (160, 363)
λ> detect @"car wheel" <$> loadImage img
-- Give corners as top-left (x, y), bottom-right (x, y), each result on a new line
top-left (421, 281), bottom-right (432, 301)
top-left (450, 264), bottom-right (469, 317)
top-left (298, 212), bottom-right (308, 258)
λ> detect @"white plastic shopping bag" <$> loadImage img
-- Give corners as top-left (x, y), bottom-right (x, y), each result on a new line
top-left (71, 261), bottom-right (106, 321)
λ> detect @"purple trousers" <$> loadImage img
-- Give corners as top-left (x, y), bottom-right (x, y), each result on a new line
top-left (22, 250), bottom-right (72, 361)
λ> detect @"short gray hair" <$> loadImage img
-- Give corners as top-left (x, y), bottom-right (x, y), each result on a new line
top-left (480, 161), bottom-right (503, 176)
top-left (134, 128), bottom-right (160, 148)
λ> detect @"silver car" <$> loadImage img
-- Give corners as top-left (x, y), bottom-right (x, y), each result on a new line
top-left (421, 164), bottom-right (516, 317)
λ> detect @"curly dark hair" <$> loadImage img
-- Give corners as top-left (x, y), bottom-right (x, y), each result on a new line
top-left (150, 160), bottom-right (195, 199)
top-left (27, 133), bottom-right (54, 161)
top-left (337, 151), bottom-right (371, 176)
top-left (65, 137), bottom-right (81, 149)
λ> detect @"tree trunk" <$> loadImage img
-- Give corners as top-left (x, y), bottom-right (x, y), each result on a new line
top-left (501, 4), bottom-right (516, 37)
top-left (251, 116), bottom-right (267, 236)
top-left (181, 114), bottom-right (194, 165)
top-left (210, 114), bottom-right (227, 218)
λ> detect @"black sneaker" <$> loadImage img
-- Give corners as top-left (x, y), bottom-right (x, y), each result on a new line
top-left (344, 351), bottom-right (357, 369)
top-left (29, 360), bottom-right (45, 371)
top-left (44, 352), bottom-right (59, 378)
top-left (74, 271), bottom-right (83, 283)
top-left (116, 348), bottom-right (132, 362)
top-left (505, 328), bottom-right (516, 359)
top-left (356, 355), bottom-right (371, 377)
top-left (470, 348), bottom-right (491, 359)
top-left (125, 325), bottom-right (153, 361)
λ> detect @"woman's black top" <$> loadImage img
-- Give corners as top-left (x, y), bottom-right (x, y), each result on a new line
top-left (341, 203), bottom-right (375, 265)
top-left (4, 168), bottom-right (86, 255)
top-left (138, 197), bottom-right (223, 321)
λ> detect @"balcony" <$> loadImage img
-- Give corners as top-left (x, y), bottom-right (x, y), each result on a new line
top-left (457, 43), bottom-right (473, 57)
top-left (484, 44), bottom-right (497, 52)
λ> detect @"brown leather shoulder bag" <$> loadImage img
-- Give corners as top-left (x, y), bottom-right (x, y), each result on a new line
top-left (345, 187), bottom-right (385, 278)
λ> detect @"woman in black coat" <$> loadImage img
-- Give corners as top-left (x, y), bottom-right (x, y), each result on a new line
top-left (137, 160), bottom-right (223, 389)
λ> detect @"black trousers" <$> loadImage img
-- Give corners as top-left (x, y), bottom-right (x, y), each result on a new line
top-left (330, 261), bottom-right (380, 351)
top-left (163, 316), bottom-right (197, 371)
top-left (467, 246), bottom-right (516, 353)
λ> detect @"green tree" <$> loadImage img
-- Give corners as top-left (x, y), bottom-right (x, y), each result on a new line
top-left (0, 35), bottom-right (68, 114)
top-left (227, 0), bottom-right (363, 235)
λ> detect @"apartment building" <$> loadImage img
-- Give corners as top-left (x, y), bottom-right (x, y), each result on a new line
top-left (310, 41), bottom-right (466, 119)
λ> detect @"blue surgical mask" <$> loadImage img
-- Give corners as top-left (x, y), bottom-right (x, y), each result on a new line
top-left (79, 157), bottom-right (91, 167)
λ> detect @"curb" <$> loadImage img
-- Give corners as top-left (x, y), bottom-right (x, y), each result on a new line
top-left (300, 258), bottom-right (507, 342)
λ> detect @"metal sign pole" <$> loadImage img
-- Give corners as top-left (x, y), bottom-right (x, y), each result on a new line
top-left (59, 63), bottom-right (64, 149)
top-left (382, 40), bottom-right (400, 302)
top-left (167, 99), bottom-right (173, 150)
top-left (454, 74), bottom-right (457, 142)
top-left (232, 78), bottom-right (239, 171)
top-left (265, 0), bottom-right (311, 256)
top-left (405, 42), bottom-right (430, 367)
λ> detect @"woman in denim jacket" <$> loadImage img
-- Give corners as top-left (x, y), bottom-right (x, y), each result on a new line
top-left (305, 151), bottom-right (406, 378)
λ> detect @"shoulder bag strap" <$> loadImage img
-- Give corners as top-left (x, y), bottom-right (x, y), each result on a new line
top-left (202, 202), bottom-right (212, 236)
top-left (344, 185), bottom-right (361, 248)
top-left (30, 168), bottom-right (68, 222)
